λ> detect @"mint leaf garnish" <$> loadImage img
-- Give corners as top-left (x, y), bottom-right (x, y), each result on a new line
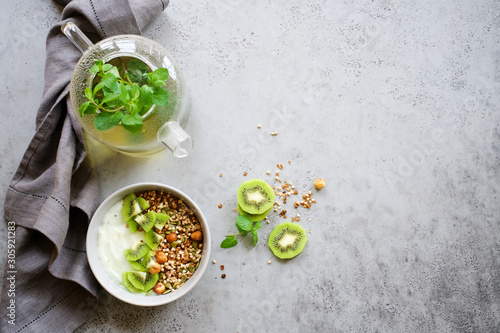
top-left (235, 215), bottom-right (253, 233)
top-left (221, 216), bottom-right (263, 249)
top-left (94, 111), bottom-right (124, 131)
top-left (152, 86), bottom-right (169, 105)
top-left (126, 59), bottom-right (149, 85)
top-left (80, 59), bottom-right (170, 134)
top-left (121, 113), bottom-right (143, 134)
top-left (220, 236), bottom-right (238, 248)
top-left (251, 229), bottom-right (258, 246)
top-left (153, 68), bottom-right (169, 81)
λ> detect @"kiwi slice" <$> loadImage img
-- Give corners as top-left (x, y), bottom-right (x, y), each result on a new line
top-left (154, 212), bottom-right (170, 230)
top-left (141, 251), bottom-right (154, 269)
top-left (128, 259), bottom-right (147, 272)
top-left (237, 179), bottom-right (276, 215)
top-left (144, 257), bottom-right (155, 270)
top-left (125, 217), bottom-right (140, 233)
top-left (122, 193), bottom-right (142, 221)
top-left (144, 230), bottom-right (164, 250)
top-left (135, 211), bottom-right (156, 232)
top-left (268, 222), bottom-right (307, 259)
top-left (237, 204), bottom-right (273, 222)
top-left (122, 272), bottom-right (142, 293)
top-left (143, 273), bottom-right (159, 291)
top-left (125, 241), bottom-right (150, 261)
top-left (136, 196), bottom-right (150, 211)
top-left (126, 271), bottom-right (147, 290)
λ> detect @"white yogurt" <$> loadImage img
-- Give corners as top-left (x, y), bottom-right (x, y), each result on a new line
top-left (97, 200), bottom-right (145, 284)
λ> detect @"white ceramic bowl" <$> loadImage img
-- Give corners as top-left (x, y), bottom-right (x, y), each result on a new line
top-left (86, 182), bottom-right (210, 306)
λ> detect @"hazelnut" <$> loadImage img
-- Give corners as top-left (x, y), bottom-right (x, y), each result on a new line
top-left (153, 283), bottom-right (166, 294)
top-left (314, 178), bottom-right (325, 190)
top-left (155, 251), bottom-right (168, 264)
top-left (191, 230), bottom-right (203, 241)
top-left (166, 233), bottom-right (178, 243)
top-left (148, 261), bottom-right (161, 274)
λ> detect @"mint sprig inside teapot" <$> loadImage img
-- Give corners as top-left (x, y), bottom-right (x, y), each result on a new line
top-left (78, 59), bottom-right (170, 134)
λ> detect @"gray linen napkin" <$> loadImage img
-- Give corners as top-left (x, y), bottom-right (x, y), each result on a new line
top-left (1, 0), bottom-right (168, 332)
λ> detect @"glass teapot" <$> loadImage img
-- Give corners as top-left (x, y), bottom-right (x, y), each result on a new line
top-left (62, 21), bottom-right (193, 157)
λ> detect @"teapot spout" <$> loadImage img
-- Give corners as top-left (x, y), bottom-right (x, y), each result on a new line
top-left (158, 121), bottom-right (193, 158)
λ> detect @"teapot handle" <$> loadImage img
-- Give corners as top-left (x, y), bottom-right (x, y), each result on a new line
top-left (61, 21), bottom-right (94, 53)
top-left (157, 121), bottom-right (194, 158)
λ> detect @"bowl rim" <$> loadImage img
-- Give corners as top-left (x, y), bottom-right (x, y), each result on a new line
top-left (86, 182), bottom-right (211, 306)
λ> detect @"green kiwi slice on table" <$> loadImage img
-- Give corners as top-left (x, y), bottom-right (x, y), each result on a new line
top-left (237, 179), bottom-right (276, 215)
top-left (237, 204), bottom-right (273, 222)
top-left (268, 222), bottom-right (307, 259)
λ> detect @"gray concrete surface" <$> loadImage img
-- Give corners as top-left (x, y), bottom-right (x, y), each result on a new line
top-left (1, 0), bottom-right (499, 332)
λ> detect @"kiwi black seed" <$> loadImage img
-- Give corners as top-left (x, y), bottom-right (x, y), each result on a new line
top-left (126, 271), bottom-right (147, 290)
top-left (135, 211), bottom-right (157, 232)
top-left (268, 222), bottom-right (307, 259)
top-left (237, 179), bottom-right (276, 215)
top-left (125, 241), bottom-right (150, 261)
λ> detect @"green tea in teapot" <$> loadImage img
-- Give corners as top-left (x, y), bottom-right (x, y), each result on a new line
top-left (63, 21), bottom-right (192, 157)
top-left (80, 57), bottom-right (170, 134)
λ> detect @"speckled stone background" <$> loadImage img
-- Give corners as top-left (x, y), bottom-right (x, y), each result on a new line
top-left (1, 0), bottom-right (499, 332)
